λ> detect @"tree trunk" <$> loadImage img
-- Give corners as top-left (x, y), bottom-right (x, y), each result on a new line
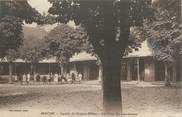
top-left (99, 64), bottom-right (103, 82)
top-left (176, 55), bottom-right (181, 81)
top-left (164, 63), bottom-right (171, 86)
top-left (89, 1), bottom-right (129, 113)
top-left (101, 2), bottom-right (124, 112)
top-left (8, 62), bottom-right (13, 84)
top-left (102, 48), bottom-right (122, 113)
top-left (61, 64), bottom-right (64, 74)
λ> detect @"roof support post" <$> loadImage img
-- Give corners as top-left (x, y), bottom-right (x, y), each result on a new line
top-left (137, 58), bottom-right (140, 83)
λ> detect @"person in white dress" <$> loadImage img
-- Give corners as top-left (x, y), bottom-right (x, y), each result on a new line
top-left (14, 74), bottom-right (18, 82)
top-left (27, 73), bottom-right (30, 85)
top-left (67, 73), bottom-right (72, 83)
top-left (33, 74), bottom-right (37, 82)
top-left (54, 73), bottom-right (59, 83)
top-left (78, 73), bottom-right (82, 82)
top-left (22, 73), bottom-right (26, 85)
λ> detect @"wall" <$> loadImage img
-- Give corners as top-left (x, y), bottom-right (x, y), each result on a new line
top-left (144, 58), bottom-right (155, 82)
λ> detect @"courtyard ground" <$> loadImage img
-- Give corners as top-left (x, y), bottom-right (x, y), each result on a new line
top-left (0, 81), bottom-right (182, 117)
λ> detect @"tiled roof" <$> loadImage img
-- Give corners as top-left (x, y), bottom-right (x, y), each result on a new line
top-left (0, 57), bottom-right (57, 63)
top-left (70, 52), bottom-right (97, 62)
top-left (124, 40), bottom-right (154, 58)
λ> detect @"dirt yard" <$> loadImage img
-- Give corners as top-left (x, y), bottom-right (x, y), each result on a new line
top-left (0, 81), bottom-right (182, 117)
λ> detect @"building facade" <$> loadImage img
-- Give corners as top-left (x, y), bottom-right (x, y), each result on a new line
top-left (0, 57), bottom-right (60, 83)
top-left (0, 41), bottom-right (181, 82)
top-left (69, 52), bottom-right (99, 80)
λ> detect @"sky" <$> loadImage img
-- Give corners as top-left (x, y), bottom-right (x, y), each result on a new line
top-left (28, 0), bottom-right (51, 15)
top-left (26, 0), bottom-right (76, 31)
top-left (25, 0), bottom-right (52, 30)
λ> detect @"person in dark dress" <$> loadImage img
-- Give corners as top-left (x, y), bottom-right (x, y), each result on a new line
top-left (58, 73), bottom-right (67, 84)
top-left (43, 76), bottom-right (47, 85)
top-left (18, 73), bottom-right (23, 85)
top-left (36, 74), bottom-right (41, 82)
top-left (71, 73), bottom-right (76, 84)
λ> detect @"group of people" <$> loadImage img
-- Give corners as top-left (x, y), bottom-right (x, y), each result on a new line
top-left (15, 71), bottom-right (83, 85)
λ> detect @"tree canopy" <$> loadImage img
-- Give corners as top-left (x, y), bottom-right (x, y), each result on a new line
top-left (0, 0), bottom-right (44, 24)
top-left (0, 0), bottom-right (44, 58)
top-left (48, 0), bottom-right (154, 59)
top-left (18, 27), bottom-right (48, 63)
top-left (44, 24), bottom-right (87, 64)
top-left (0, 16), bottom-right (23, 57)
top-left (137, 0), bottom-right (181, 63)
top-left (153, 0), bottom-right (181, 22)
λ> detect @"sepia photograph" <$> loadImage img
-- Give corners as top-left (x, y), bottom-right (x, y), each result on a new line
top-left (0, 0), bottom-right (182, 117)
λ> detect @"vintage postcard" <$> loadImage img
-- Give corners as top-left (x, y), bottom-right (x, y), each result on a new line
top-left (0, 0), bottom-right (181, 117)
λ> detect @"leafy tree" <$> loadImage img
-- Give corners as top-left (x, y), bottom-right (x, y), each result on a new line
top-left (0, 16), bottom-right (23, 57)
top-left (137, 0), bottom-right (182, 86)
top-left (44, 24), bottom-right (87, 73)
top-left (5, 49), bottom-right (19, 83)
top-left (0, 0), bottom-right (46, 84)
top-left (48, 0), bottom-right (153, 112)
top-left (0, 16), bottom-right (22, 83)
top-left (18, 27), bottom-right (48, 75)
top-left (0, 0), bottom-right (44, 24)
top-left (153, 0), bottom-right (181, 23)
top-left (0, 0), bottom-right (44, 58)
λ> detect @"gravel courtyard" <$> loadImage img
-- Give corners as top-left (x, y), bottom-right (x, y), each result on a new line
top-left (0, 81), bottom-right (182, 117)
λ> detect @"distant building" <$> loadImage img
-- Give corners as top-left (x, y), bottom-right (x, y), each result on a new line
top-left (121, 40), bottom-right (177, 82)
top-left (69, 40), bottom-right (180, 82)
top-left (69, 52), bottom-right (99, 80)
top-left (0, 57), bottom-right (60, 83)
top-left (0, 41), bottom-right (181, 82)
